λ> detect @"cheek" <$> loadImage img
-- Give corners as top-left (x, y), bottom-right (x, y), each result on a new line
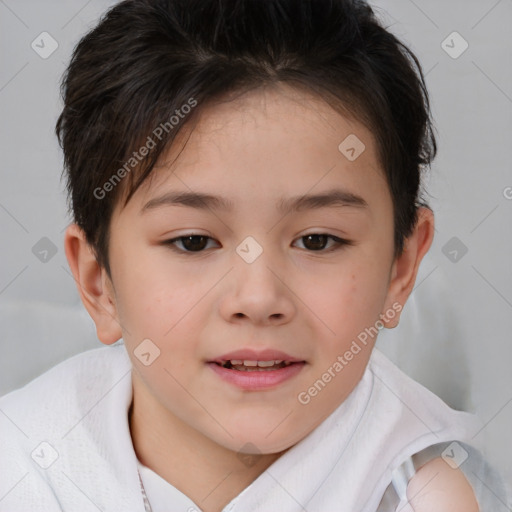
top-left (112, 253), bottom-right (219, 348)
top-left (295, 259), bottom-right (388, 338)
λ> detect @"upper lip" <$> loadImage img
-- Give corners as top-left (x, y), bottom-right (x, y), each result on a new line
top-left (208, 348), bottom-right (305, 364)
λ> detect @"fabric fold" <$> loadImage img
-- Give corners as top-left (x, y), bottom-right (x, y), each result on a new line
top-left (1, 342), bottom-right (506, 512)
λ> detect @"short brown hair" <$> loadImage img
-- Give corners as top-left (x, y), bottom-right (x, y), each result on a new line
top-left (56, 0), bottom-right (437, 276)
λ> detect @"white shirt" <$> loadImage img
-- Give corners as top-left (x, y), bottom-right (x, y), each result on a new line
top-left (0, 341), bottom-right (509, 511)
top-left (137, 460), bottom-right (200, 512)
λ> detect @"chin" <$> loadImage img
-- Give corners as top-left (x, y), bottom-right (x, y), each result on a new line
top-left (209, 423), bottom-right (302, 456)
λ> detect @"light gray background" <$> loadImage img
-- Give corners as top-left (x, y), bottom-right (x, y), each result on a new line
top-left (1, 0), bottom-right (511, 489)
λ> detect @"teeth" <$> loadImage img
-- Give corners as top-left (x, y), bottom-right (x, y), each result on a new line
top-left (220, 359), bottom-right (292, 371)
top-left (225, 359), bottom-right (286, 367)
top-left (257, 360), bottom-right (281, 367)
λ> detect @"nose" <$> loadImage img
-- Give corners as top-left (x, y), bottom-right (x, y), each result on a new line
top-left (219, 256), bottom-right (297, 327)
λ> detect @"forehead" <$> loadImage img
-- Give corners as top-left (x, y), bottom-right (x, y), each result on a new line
top-left (118, 84), bottom-right (387, 216)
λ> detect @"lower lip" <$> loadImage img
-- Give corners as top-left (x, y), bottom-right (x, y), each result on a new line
top-left (207, 362), bottom-right (306, 390)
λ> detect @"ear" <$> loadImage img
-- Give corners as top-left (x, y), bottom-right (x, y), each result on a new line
top-left (381, 207), bottom-right (435, 328)
top-left (64, 223), bottom-right (122, 345)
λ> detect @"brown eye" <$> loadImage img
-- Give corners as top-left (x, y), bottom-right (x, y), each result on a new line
top-left (293, 234), bottom-right (351, 252)
top-left (166, 235), bottom-right (217, 252)
top-left (181, 235), bottom-right (209, 251)
top-left (302, 234), bottom-right (329, 250)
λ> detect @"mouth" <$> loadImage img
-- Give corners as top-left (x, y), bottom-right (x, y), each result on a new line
top-left (213, 359), bottom-right (299, 371)
top-left (206, 356), bottom-right (307, 390)
top-left (208, 348), bottom-right (305, 369)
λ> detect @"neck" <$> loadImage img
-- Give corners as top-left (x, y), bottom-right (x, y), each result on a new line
top-left (128, 371), bottom-right (287, 512)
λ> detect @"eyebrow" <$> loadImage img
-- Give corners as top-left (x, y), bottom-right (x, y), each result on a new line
top-left (141, 188), bottom-right (368, 215)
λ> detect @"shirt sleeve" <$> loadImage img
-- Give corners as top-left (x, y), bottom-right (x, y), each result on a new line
top-left (375, 441), bottom-right (512, 512)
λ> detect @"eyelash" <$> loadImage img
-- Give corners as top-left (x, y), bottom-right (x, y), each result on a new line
top-left (163, 233), bottom-right (352, 254)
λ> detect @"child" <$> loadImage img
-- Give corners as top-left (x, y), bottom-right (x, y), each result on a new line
top-left (0, 0), bottom-right (509, 510)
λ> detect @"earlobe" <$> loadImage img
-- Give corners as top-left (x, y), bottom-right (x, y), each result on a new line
top-left (381, 207), bottom-right (435, 328)
top-left (64, 223), bottom-right (123, 345)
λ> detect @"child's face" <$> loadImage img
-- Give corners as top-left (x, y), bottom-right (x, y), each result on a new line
top-left (104, 85), bottom-right (399, 453)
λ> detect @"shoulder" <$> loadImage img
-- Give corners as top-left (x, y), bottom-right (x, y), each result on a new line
top-left (0, 343), bottom-right (131, 438)
top-left (0, 343), bottom-right (135, 510)
top-left (406, 457), bottom-right (479, 512)
top-left (368, 348), bottom-right (481, 437)
top-left (1, 343), bottom-right (129, 400)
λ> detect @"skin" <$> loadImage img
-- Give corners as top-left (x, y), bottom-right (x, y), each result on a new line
top-left (65, 83), bottom-right (477, 512)
top-left (407, 457), bottom-right (479, 512)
